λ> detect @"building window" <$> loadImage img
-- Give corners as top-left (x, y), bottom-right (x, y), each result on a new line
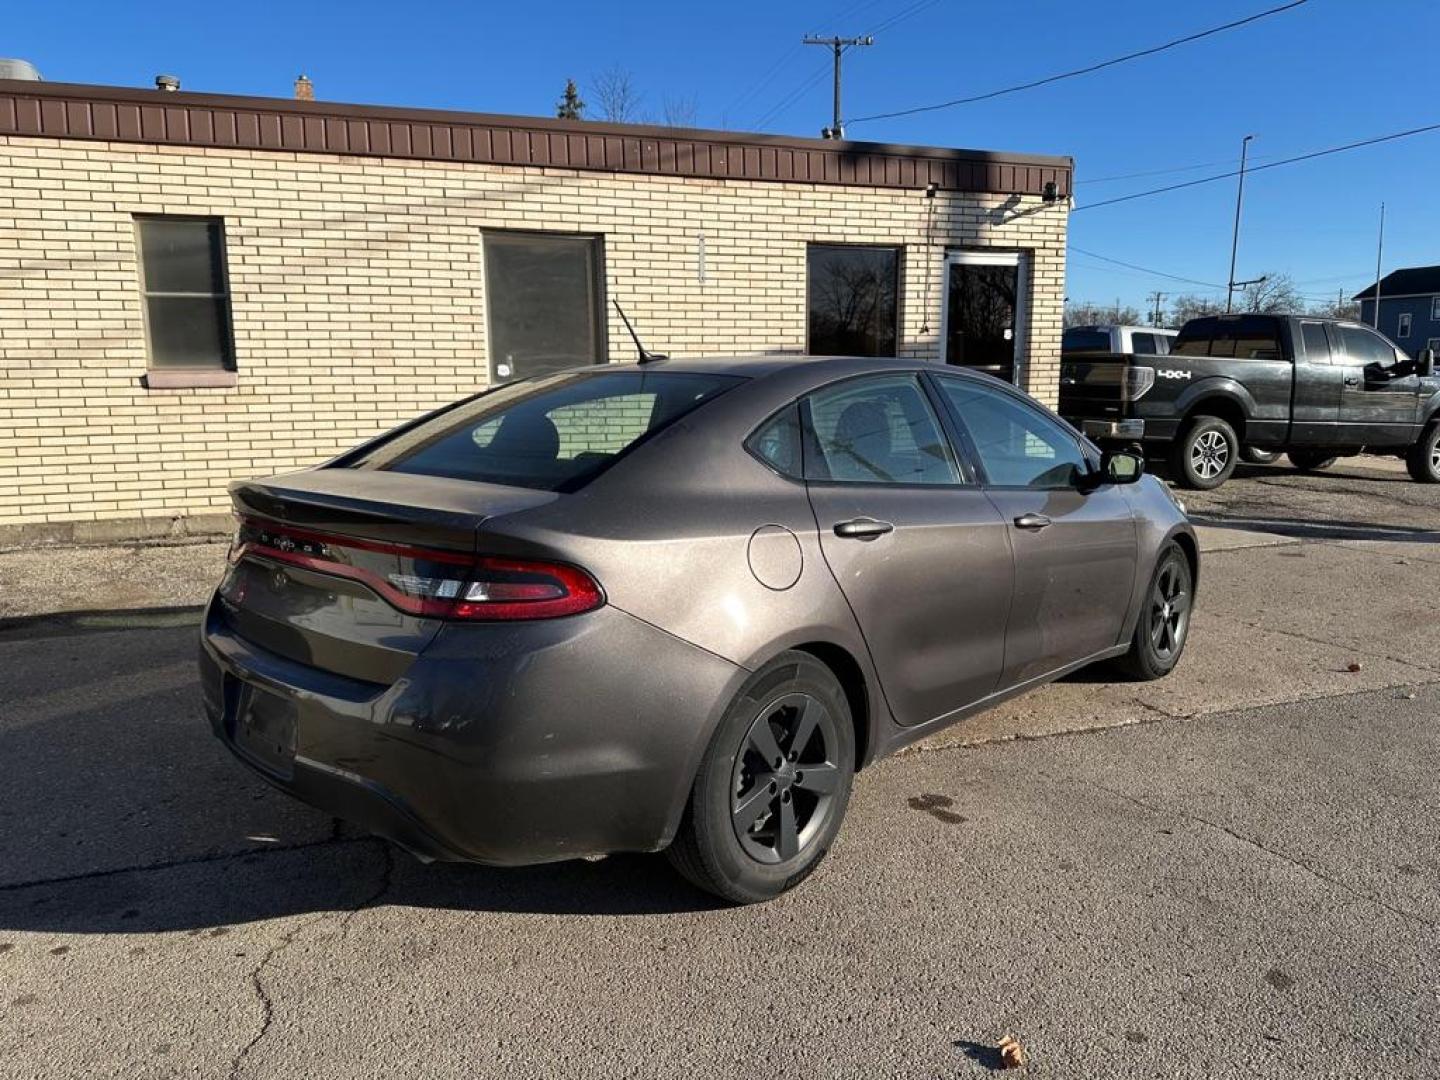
top-left (1398, 313), bottom-right (1412, 338)
top-left (807, 244), bottom-right (900, 357)
top-left (483, 232), bottom-right (604, 383)
top-left (1429, 337), bottom-right (1440, 354)
top-left (136, 216), bottom-right (234, 371)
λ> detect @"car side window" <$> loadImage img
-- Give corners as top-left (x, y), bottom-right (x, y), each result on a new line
top-left (746, 404), bottom-right (803, 478)
top-left (1339, 324), bottom-right (1397, 368)
top-left (935, 377), bottom-right (1089, 489)
top-left (802, 375), bottom-right (960, 485)
top-left (1131, 332), bottom-right (1157, 354)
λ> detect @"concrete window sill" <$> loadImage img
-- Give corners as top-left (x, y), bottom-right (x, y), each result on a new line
top-left (141, 370), bottom-right (239, 390)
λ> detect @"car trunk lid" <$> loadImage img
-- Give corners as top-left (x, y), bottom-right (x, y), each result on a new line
top-left (219, 469), bottom-right (559, 685)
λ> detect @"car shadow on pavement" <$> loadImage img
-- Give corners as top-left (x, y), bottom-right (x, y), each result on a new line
top-left (1186, 513), bottom-right (1440, 543)
top-left (0, 621), bottom-right (724, 935)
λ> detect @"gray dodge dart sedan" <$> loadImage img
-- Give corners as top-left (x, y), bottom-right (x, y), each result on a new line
top-left (200, 355), bottom-right (1197, 903)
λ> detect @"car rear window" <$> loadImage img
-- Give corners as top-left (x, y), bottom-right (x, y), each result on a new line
top-left (350, 370), bottom-right (744, 492)
top-left (1173, 316), bottom-right (1282, 360)
top-left (1062, 328), bottom-right (1111, 353)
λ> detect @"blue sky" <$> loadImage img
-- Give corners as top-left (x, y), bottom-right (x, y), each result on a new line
top-left (10, 0), bottom-right (1438, 313)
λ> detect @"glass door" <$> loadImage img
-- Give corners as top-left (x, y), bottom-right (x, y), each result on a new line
top-left (940, 251), bottom-right (1027, 385)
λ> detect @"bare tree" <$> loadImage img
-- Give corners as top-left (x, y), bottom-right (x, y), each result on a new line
top-left (1064, 301), bottom-right (1143, 328)
top-left (590, 67), bottom-right (643, 123)
top-left (1168, 293), bottom-right (1225, 326)
top-left (1237, 273), bottom-right (1303, 314)
top-left (660, 95), bottom-right (698, 129)
top-left (1306, 295), bottom-right (1361, 321)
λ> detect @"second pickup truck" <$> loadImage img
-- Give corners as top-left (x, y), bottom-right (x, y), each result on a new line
top-left (1059, 313), bottom-right (1440, 489)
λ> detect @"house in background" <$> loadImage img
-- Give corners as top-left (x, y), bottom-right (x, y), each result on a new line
top-left (1355, 265), bottom-right (1440, 358)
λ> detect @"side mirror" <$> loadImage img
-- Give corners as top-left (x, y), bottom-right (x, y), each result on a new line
top-left (1101, 446), bottom-right (1145, 485)
top-left (1420, 348), bottom-right (1436, 378)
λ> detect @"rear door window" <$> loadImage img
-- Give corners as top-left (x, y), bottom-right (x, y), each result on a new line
top-left (1300, 321), bottom-right (1332, 364)
top-left (802, 375), bottom-right (960, 485)
top-left (352, 371), bottom-right (742, 492)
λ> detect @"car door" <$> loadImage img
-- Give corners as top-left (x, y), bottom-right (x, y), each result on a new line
top-left (1290, 319), bottom-right (1343, 443)
top-left (802, 373), bottom-right (1013, 727)
top-left (930, 373), bottom-right (1138, 688)
top-left (1334, 323), bottom-right (1422, 446)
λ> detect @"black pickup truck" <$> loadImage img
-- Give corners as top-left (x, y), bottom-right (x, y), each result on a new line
top-left (1059, 313), bottom-right (1440, 489)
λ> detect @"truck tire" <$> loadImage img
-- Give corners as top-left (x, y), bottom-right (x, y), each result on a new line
top-left (1241, 447), bottom-right (1280, 465)
top-left (1170, 415), bottom-right (1238, 490)
top-left (1406, 422), bottom-right (1440, 483)
top-left (1288, 451), bottom-right (1337, 473)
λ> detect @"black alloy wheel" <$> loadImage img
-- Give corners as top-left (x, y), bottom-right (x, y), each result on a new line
top-left (1113, 545), bottom-right (1193, 680)
top-left (730, 692), bottom-right (843, 864)
top-left (667, 651), bottom-right (855, 904)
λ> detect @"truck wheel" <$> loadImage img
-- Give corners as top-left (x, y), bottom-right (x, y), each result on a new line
top-left (1288, 451), bottom-right (1337, 473)
top-left (1241, 447), bottom-right (1280, 465)
top-left (1170, 416), bottom-right (1238, 490)
top-left (1406, 422), bottom-right (1440, 483)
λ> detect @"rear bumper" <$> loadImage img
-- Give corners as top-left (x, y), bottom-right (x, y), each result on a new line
top-left (199, 598), bottom-right (744, 865)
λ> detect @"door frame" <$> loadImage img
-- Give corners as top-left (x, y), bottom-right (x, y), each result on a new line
top-left (938, 249), bottom-right (1030, 387)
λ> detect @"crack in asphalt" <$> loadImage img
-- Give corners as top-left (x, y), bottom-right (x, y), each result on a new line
top-left (1089, 781), bottom-right (1438, 932)
top-left (228, 838), bottom-right (394, 1080)
top-left (0, 834), bottom-right (370, 895)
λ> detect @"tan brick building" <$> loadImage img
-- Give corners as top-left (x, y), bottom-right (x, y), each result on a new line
top-left (0, 79), bottom-right (1072, 542)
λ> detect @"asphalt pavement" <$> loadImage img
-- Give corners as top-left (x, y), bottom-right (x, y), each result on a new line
top-left (1, 456), bottom-right (1437, 1078)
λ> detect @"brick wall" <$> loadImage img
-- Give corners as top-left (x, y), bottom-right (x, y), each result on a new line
top-left (0, 135), bottom-right (1068, 536)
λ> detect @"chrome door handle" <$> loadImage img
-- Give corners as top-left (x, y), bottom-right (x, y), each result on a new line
top-left (1014, 513), bottom-right (1052, 531)
top-left (833, 518), bottom-right (894, 540)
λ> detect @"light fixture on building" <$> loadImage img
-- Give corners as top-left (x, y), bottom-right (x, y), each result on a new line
top-left (1042, 180), bottom-right (1059, 203)
top-left (925, 181), bottom-right (938, 199)
top-left (154, 74), bottom-right (181, 92)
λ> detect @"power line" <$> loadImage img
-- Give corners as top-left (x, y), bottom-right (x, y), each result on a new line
top-left (1075, 121), bottom-right (1440, 212)
top-left (1067, 245), bottom-right (1226, 289)
top-left (846, 0), bottom-right (1309, 125)
top-left (749, 0), bottom-right (944, 130)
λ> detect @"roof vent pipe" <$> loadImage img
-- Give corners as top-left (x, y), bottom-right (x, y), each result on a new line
top-left (0, 59), bottom-right (43, 81)
top-left (155, 74), bottom-right (180, 92)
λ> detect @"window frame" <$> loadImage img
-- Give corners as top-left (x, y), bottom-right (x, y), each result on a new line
top-left (804, 243), bottom-right (904, 358)
top-left (1398, 312), bottom-right (1412, 339)
top-left (791, 371), bottom-right (974, 488)
top-left (1432, 296), bottom-right (1440, 322)
top-left (481, 229), bottom-right (607, 384)
top-left (926, 371), bottom-right (1096, 491)
top-left (134, 213), bottom-right (237, 383)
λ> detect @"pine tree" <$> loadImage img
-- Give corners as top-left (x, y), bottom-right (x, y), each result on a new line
top-left (556, 79), bottom-right (586, 120)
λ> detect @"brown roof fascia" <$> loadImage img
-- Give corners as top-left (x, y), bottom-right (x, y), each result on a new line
top-left (0, 79), bottom-right (1073, 197)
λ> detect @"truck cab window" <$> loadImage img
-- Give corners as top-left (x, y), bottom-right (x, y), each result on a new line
top-left (1299, 322), bottom-right (1332, 364)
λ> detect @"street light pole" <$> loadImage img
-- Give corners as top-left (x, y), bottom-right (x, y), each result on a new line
top-left (1373, 202), bottom-right (1385, 329)
top-left (1225, 134), bottom-right (1255, 314)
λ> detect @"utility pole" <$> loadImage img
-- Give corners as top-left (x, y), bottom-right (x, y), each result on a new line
top-left (1148, 291), bottom-right (1166, 327)
top-left (802, 35), bottom-right (873, 139)
top-left (1373, 202), bottom-right (1385, 329)
top-left (1225, 134), bottom-right (1255, 314)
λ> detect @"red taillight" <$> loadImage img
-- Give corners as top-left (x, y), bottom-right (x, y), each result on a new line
top-left (232, 517), bottom-right (603, 621)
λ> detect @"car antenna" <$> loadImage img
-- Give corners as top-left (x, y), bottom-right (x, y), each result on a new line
top-left (612, 298), bottom-right (667, 364)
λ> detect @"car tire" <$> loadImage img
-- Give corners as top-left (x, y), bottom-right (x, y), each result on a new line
top-left (1111, 544), bottom-right (1193, 681)
top-left (1288, 451), bottom-right (1338, 473)
top-left (666, 650), bottom-right (855, 905)
top-left (1170, 415), bottom-right (1238, 490)
top-left (1241, 446), bottom-right (1280, 465)
top-left (1406, 422), bottom-right (1440, 483)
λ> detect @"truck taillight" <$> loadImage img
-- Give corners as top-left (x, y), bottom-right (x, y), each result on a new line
top-left (231, 517), bottom-right (603, 621)
top-left (1123, 366), bottom-right (1156, 402)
